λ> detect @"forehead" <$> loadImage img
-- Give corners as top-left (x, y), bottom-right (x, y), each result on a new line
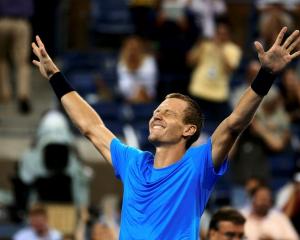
top-left (157, 98), bottom-right (188, 112)
top-left (218, 221), bottom-right (244, 232)
top-left (255, 188), bottom-right (271, 199)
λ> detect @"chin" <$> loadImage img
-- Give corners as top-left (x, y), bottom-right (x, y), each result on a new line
top-left (148, 134), bottom-right (160, 146)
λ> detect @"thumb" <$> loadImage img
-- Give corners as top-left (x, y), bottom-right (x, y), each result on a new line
top-left (254, 41), bottom-right (265, 56)
top-left (32, 59), bottom-right (40, 68)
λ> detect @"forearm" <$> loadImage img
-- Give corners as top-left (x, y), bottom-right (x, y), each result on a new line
top-left (228, 87), bottom-right (262, 133)
top-left (61, 92), bottom-right (104, 136)
top-left (49, 72), bottom-right (115, 163)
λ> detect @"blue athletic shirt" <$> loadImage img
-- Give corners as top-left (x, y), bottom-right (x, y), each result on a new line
top-left (110, 137), bottom-right (228, 240)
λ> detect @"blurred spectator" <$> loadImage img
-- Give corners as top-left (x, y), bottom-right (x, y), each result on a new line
top-left (0, 0), bottom-right (33, 113)
top-left (256, 0), bottom-right (296, 49)
top-left (276, 171), bottom-right (300, 235)
top-left (186, 0), bottom-right (227, 38)
top-left (129, 0), bottom-right (158, 38)
top-left (231, 176), bottom-right (266, 209)
top-left (91, 223), bottom-right (116, 240)
top-left (256, 0), bottom-right (300, 12)
top-left (230, 60), bottom-right (261, 109)
top-left (16, 110), bottom-right (91, 209)
top-left (207, 207), bottom-right (246, 240)
top-left (279, 68), bottom-right (300, 125)
top-left (155, 0), bottom-right (197, 99)
top-left (187, 17), bottom-right (241, 123)
top-left (253, 87), bottom-right (290, 152)
top-left (13, 203), bottom-right (62, 240)
top-left (241, 185), bottom-right (299, 240)
top-left (117, 36), bottom-right (158, 103)
top-left (98, 195), bottom-right (120, 239)
top-left (230, 87), bottom-right (291, 187)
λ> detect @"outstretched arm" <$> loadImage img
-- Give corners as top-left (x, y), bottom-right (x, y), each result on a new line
top-left (211, 27), bottom-right (300, 169)
top-left (32, 36), bottom-right (115, 165)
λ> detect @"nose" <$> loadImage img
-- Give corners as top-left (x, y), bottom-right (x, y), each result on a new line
top-left (152, 110), bottom-right (162, 120)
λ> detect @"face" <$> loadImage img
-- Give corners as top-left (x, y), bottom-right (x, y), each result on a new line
top-left (30, 214), bottom-right (48, 235)
top-left (252, 188), bottom-right (272, 217)
top-left (216, 24), bottom-right (230, 43)
top-left (148, 98), bottom-right (193, 147)
top-left (210, 221), bottom-right (245, 240)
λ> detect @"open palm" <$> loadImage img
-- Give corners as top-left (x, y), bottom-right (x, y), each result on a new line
top-left (255, 27), bottom-right (300, 73)
top-left (32, 36), bottom-right (59, 79)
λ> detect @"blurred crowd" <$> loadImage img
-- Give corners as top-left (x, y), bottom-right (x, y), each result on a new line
top-left (1, 0), bottom-right (300, 239)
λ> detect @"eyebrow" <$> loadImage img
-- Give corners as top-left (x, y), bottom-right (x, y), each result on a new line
top-left (154, 109), bottom-right (177, 116)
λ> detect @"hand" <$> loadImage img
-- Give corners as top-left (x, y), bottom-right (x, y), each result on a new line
top-left (255, 27), bottom-right (300, 73)
top-left (32, 35), bottom-right (60, 79)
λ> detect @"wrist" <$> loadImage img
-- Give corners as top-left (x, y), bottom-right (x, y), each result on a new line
top-left (250, 67), bottom-right (277, 96)
top-left (48, 66), bottom-right (60, 80)
top-left (49, 72), bottom-right (75, 99)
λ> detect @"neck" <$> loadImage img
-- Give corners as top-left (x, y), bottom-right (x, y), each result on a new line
top-left (35, 228), bottom-right (48, 237)
top-left (154, 143), bottom-right (186, 168)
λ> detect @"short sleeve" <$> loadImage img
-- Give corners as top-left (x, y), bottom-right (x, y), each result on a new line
top-left (192, 138), bottom-right (228, 190)
top-left (110, 138), bottom-right (142, 181)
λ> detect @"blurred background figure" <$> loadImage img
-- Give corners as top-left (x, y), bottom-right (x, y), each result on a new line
top-left (276, 170), bottom-right (300, 235)
top-left (229, 87), bottom-right (291, 194)
top-left (13, 203), bottom-right (62, 240)
top-left (128, 0), bottom-right (157, 39)
top-left (91, 222), bottom-right (116, 240)
top-left (186, 0), bottom-right (227, 38)
top-left (98, 194), bottom-right (120, 239)
top-left (117, 36), bottom-right (158, 103)
top-left (0, 0), bottom-right (33, 114)
top-left (241, 185), bottom-right (299, 240)
top-left (13, 110), bottom-right (91, 216)
top-left (280, 68), bottom-right (300, 125)
top-left (206, 207), bottom-right (246, 240)
top-left (155, 0), bottom-right (197, 100)
top-left (187, 16), bottom-right (241, 124)
top-left (257, 0), bottom-right (295, 49)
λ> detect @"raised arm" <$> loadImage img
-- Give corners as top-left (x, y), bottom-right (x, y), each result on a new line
top-left (211, 27), bottom-right (300, 168)
top-left (32, 36), bottom-right (115, 165)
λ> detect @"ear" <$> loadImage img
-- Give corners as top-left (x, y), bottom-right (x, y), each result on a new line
top-left (208, 229), bottom-right (218, 240)
top-left (183, 124), bottom-right (197, 137)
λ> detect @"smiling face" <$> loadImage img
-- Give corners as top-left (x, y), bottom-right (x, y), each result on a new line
top-left (148, 98), bottom-right (194, 148)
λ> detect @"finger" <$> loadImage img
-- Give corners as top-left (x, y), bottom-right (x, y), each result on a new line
top-left (291, 50), bottom-right (300, 59)
top-left (283, 29), bottom-right (300, 49)
top-left (31, 42), bottom-right (41, 58)
top-left (36, 35), bottom-right (45, 48)
top-left (274, 26), bottom-right (287, 46)
top-left (32, 59), bottom-right (41, 68)
top-left (254, 41), bottom-right (265, 56)
top-left (40, 47), bottom-right (48, 58)
top-left (287, 36), bottom-right (300, 53)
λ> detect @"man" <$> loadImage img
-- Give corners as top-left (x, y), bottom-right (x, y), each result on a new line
top-left (13, 204), bottom-right (62, 240)
top-left (31, 27), bottom-right (300, 239)
top-left (241, 185), bottom-right (299, 240)
top-left (207, 207), bottom-right (246, 240)
top-left (0, 0), bottom-right (33, 113)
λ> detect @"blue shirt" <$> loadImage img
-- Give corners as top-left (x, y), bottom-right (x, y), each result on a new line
top-left (111, 138), bottom-right (227, 240)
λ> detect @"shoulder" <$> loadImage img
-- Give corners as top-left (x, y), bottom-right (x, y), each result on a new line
top-left (187, 138), bottom-right (213, 165)
top-left (49, 228), bottom-right (62, 239)
top-left (14, 228), bottom-right (34, 240)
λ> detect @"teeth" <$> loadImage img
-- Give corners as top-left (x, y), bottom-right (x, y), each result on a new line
top-left (153, 126), bottom-right (163, 129)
